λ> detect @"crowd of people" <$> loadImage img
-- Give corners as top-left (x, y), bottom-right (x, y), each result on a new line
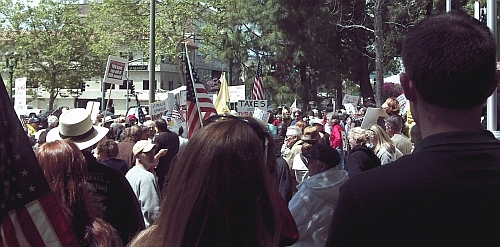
top-left (8, 11), bottom-right (500, 247)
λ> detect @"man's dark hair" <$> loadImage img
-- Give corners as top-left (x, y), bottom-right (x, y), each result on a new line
top-left (155, 118), bottom-right (168, 132)
top-left (384, 115), bottom-right (403, 133)
top-left (402, 11), bottom-right (497, 109)
top-left (96, 138), bottom-right (119, 158)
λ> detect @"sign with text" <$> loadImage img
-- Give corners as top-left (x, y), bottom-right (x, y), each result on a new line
top-left (14, 77), bottom-right (27, 117)
top-left (229, 85), bottom-right (245, 102)
top-left (104, 55), bottom-right (127, 85)
top-left (253, 107), bottom-right (270, 123)
top-left (236, 100), bottom-right (268, 117)
top-left (150, 100), bottom-right (170, 120)
top-left (128, 65), bottom-right (148, 71)
top-left (342, 94), bottom-right (360, 105)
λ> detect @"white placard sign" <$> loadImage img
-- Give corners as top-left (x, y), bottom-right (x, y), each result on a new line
top-left (167, 93), bottom-right (174, 116)
top-left (236, 100), bottom-right (268, 117)
top-left (14, 77), bottom-right (27, 117)
top-left (342, 95), bottom-right (360, 105)
top-left (344, 103), bottom-right (357, 115)
top-left (150, 99), bottom-right (169, 120)
top-left (104, 55), bottom-right (128, 85)
top-left (180, 91), bottom-right (187, 106)
top-left (253, 107), bottom-right (270, 123)
top-left (360, 107), bottom-right (389, 129)
top-left (229, 85), bottom-right (245, 102)
top-left (86, 101), bottom-right (101, 121)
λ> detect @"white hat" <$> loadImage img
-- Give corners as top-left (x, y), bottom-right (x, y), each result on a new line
top-left (103, 116), bottom-right (114, 124)
top-left (133, 140), bottom-right (156, 155)
top-left (46, 108), bottom-right (109, 150)
top-left (286, 126), bottom-right (302, 137)
top-left (47, 115), bottom-right (58, 124)
top-left (312, 118), bottom-right (324, 126)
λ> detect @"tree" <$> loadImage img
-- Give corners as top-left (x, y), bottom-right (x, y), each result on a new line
top-left (0, 0), bottom-right (102, 110)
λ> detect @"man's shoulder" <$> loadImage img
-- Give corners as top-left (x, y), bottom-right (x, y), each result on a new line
top-left (392, 133), bottom-right (410, 141)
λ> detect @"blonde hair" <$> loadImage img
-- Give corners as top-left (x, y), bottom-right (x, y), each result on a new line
top-left (369, 124), bottom-right (396, 154)
top-left (349, 127), bottom-right (373, 146)
top-left (382, 97), bottom-right (401, 116)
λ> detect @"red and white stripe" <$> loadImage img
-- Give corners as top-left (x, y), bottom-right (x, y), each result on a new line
top-left (1, 193), bottom-right (79, 247)
top-left (252, 77), bottom-right (264, 100)
top-left (186, 84), bottom-right (217, 139)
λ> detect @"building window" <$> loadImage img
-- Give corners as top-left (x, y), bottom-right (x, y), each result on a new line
top-left (119, 80), bottom-right (129, 90)
top-left (168, 81), bottom-right (174, 90)
top-left (103, 83), bottom-right (114, 91)
top-left (142, 80), bottom-right (157, 91)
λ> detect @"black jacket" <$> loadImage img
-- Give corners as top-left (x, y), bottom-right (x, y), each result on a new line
top-left (83, 150), bottom-right (145, 245)
top-left (346, 144), bottom-right (381, 178)
top-left (326, 130), bottom-right (500, 246)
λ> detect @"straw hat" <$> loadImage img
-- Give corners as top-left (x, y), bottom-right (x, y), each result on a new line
top-left (46, 108), bottom-right (109, 150)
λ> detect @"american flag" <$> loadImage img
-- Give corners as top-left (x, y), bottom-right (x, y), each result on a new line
top-left (0, 75), bottom-right (79, 246)
top-left (185, 60), bottom-right (217, 138)
top-left (172, 101), bottom-right (186, 122)
top-left (137, 105), bottom-right (147, 124)
top-left (252, 59), bottom-right (264, 100)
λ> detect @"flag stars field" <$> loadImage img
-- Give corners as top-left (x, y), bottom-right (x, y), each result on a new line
top-left (21, 170), bottom-right (28, 176)
top-left (28, 185), bottom-right (35, 192)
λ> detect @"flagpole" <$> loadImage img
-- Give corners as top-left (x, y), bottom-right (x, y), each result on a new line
top-left (184, 42), bottom-right (205, 128)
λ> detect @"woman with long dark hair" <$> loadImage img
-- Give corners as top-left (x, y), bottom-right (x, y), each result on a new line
top-left (36, 140), bottom-right (122, 247)
top-left (129, 116), bottom-right (297, 247)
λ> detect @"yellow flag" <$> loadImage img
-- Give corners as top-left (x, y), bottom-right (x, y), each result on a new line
top-left (215, 72), bottom-right (230, 114)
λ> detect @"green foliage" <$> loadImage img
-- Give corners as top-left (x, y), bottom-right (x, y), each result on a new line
top-left (0, 0), bottom-right (488, 111)
top-left (0, 0), bottom-right (101, 110)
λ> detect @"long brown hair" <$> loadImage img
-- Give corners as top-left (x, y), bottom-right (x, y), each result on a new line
top-left (130, 117), bottom-right (281, 247)
top-left (36, 140), bottom-right (122, 247)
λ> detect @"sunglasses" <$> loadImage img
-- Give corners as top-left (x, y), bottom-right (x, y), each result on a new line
top-left (204, 115), bottom-right (270, 163)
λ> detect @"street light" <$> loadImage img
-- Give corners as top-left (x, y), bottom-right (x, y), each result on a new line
top-left (4, 51), bottom-right (19, 103)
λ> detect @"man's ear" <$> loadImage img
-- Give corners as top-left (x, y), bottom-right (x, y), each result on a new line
top-left (490, 71), bottom-right (500, 95)
top-left (400, 73), bottom-right (417, 102)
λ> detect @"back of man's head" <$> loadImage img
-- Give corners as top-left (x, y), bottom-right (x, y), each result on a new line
top-left (129, 125), bottom-right (143, 142)
top-left (154, 118), bottom-right (168, 132)
top-left (384, 115), bottom-right (403, 134)
top-left (402, 11), bottom-right (497, 109)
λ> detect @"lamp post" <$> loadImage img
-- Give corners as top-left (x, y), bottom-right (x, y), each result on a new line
top-left (4, 51), bottom-right (19, 103)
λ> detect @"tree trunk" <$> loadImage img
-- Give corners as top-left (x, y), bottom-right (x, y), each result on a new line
top-left (353, 0), bottom-right (375, 105)
top-left (49, 91), bottom-right (56, 111)
top-left (374, 0), bottom-right (385, 107)
top-left (299, 64), bottom-right (308, 112)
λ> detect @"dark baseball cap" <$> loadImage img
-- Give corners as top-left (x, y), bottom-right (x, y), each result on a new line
top-left (302, 143), bottom-right (340, 168)
top-left (29, 117), bottom-right (40, 123)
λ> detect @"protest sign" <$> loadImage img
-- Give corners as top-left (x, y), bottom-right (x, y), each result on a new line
top-left (253, 107), bottom-right (271, 123)
top-left (149, 100), bottom-right (169, 120)
top-left (236, 100), bottom-right (268, 117)
top-left (104, 55), bottom-right (127, 85)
